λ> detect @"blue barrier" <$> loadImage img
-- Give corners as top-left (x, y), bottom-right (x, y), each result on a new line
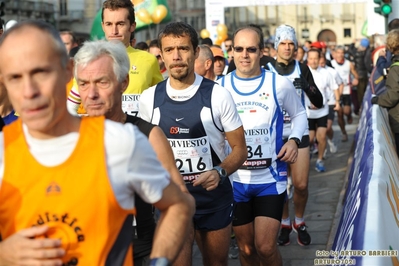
top-left (331, 80), bottom-right (399, 266)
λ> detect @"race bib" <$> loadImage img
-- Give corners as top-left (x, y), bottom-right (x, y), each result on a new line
top-left (121, 94), bottom-right (140, 116)
top-left (241, 128), bottom-right (272, 170)
top-left (169, 136), bottom-right (213, 183)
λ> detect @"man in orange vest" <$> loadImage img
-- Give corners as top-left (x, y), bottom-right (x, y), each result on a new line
top-left (0, 20), bottom-right (194, 266)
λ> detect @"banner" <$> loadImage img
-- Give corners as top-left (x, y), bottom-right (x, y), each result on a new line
top-left (331, 87), bottom-right (399, 266)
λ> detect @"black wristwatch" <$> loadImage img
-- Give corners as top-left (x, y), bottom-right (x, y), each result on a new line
top-left (149, 257), bottom-right (171, 266)
top-left (213, 166), bottom-right (228, 184)
top-left (289, 137), bottom-right (301, 147)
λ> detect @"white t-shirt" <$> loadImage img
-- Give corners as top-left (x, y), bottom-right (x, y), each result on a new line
top-left (0, 120), bottom-right (170, 210)
top-left (324, 65), bottom-right (342, 105)
top-left (307, 67), bottom-right (335, 119)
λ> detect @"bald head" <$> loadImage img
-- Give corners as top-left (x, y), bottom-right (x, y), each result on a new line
top-left (0, 21), bottom-right (68, 68)
top-left (0, 20), bottom-right (74, 138)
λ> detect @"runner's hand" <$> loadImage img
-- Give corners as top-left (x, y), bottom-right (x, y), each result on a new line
top-left (277, 140), bottom-right (298, 163)
top-left (192, 170), bottom-right (220, 191)
top-left (334, 102), bottom-right (341, 111)
top-left (293, 75), bottom-right (310, 92)
top-left (0, 226), bottom-right (65, 266)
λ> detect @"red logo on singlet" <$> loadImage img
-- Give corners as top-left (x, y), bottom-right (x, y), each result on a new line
top-left (170, 127), bottom-right (179, 134)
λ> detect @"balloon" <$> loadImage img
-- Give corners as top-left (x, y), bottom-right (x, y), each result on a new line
top-left (216, 24), bottom-right (228, 36)
top-left (151, 5), bottom-right (168, 24)
top-left (136, 9), bottom-right (152, 24)
top-left (131, 0), bottom-right (145, 5)
top-left (200, 29), bottom-right (210, 39)
top-left (215, 35), bottom-right (226, 45)
top-left (215, 37), bottom-right (223, 46)
top-left (219, 32), bottom-right (228, 42)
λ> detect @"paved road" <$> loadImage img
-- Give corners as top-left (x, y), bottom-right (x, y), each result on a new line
top-left (192, 117), bottom-right (358, 266)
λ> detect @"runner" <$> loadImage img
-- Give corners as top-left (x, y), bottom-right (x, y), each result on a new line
top-left (306, 48), bottom-right (340, 171)
top-left (67, 0), bottom-right (163, 116)
top-left (331, 45), bottom-right (359, 142)
top-left (139, 21), bottom-right (247, 266)
top-left (74, 40), bottom-right (192, 265)
top-left (0, 20), bottom-right (193, 266)
top-left (266, 25), bottom-right (323, 246)
top-left (218, 24), bottom-right (307, 266)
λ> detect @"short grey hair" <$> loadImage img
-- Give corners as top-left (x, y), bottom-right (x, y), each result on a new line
top-left (334, 45), bottom-right (345, 52)
top-left (198, 44), bottom-right (214, 63)
top-left (74, 40), bottom-right (129, 83)
top-left (0, 20), bottom-right (68, 68)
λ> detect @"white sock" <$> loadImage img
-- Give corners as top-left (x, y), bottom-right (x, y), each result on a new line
top-left (281, 217), bottom-right (291, 226)
top-left (295, 216), bottom-right (305, 225)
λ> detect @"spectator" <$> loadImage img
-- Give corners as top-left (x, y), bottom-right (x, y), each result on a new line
top-left (354, 38), bottom-right (373, 113)
top-left (376, 19), bottom-right (399, 76)
top-left (372, 29), bottom-right (399, 156)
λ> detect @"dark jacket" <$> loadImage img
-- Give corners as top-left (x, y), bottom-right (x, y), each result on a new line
top-left (372, 54), bottom-right (399, 133)
top-left (354, 47), bottom-right (373, 79)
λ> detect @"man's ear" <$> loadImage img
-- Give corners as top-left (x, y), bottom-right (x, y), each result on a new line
top-left (194, 46), bottom-right (200, 59)
top-left (205, 59), bottom-right (212, 72)
top-left (130, 22), bottom-right (136, 33)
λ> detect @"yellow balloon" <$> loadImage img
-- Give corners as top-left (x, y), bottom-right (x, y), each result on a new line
top-left (215, 36), bottom-right (223, 46)
top-left (219, 32), bottom-right (228, 42)
top-left (136, 8), bottom-right (152, 24)
top-left (200, 29), bottom-right (210, 39)
top-left (216, 24), bottom-right (228, 36)
top-left (131, 0), bottom-right (145, 5)
top-left (151, 5), bottom-right (168, 24)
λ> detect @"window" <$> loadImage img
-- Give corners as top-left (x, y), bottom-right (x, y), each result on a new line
top-left (59, 0), bottom-right (67, 16)
top-left (344, 28), bottom-right (351, 38)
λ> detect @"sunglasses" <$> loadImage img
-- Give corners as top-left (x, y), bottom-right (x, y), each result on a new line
top-left (233, 46), bottom-right (258, 53)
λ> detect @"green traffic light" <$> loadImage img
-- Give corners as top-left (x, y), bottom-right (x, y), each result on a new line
top-left (381, 4), bottom-right (392, 15)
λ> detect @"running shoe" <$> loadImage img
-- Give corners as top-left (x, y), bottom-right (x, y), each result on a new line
top-left (315, 160), bottom-right (326, 172)
top-left (228, 235), bottom-right (239, 259)
top-left (277, 224), bottom-right (292, 246)
top-left (327, 138), bottom-right (337, 153)
top-left (293, 222), bottom-right (312, 246)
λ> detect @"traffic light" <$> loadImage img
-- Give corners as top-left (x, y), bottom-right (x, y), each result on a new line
top-left (0, 1), bottom-right (4, 17)
top-left (374, 0), bottom-right (392, 17)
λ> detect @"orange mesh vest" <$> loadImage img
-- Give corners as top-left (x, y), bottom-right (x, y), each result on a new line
top-left (0, 117), bottom-right (135, 265)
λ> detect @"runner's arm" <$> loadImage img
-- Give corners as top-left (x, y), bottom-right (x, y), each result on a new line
top-left (151, 182), bottom-right (195, 263)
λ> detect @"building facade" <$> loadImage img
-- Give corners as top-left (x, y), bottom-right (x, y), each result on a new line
top-left (0, 0), bottom-right (375, 47)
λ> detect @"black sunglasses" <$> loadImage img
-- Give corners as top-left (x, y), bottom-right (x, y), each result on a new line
top-left (233, 46), bottom-right (258, 53)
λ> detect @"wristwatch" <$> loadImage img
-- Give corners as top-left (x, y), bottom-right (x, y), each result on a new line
top-left (289, 137), bottom-right (301, 147)
top-left (212, 166), bottom-right (228, 184)
top-left (149, 257), bottom-right (171, 266)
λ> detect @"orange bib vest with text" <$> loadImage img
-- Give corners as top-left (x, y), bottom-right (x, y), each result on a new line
top-left (0, 117), bottom-right (134, 265)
